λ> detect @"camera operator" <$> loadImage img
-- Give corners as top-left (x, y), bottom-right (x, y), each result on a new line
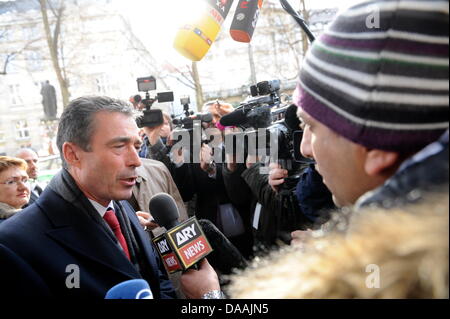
top-left (171, 100), bottom-right (254, 259)
top-left (139, 111), bottom-right (174, 169)
top-left (216, 79), bottom-right (334, 250)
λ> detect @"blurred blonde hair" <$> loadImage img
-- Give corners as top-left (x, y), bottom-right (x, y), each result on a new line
top-left (228, 193), bottom-right (449, 299)
top-left (162, 111), bottom-right (173, 130)
top-left (0, 156), bottom-right (28, 174)
top-left (202, 100), bottom-right (234, 114)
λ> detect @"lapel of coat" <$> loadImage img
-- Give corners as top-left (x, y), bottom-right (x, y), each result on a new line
top-left (118, 201), bottom-right (161, 295)
top-left (39, 190), bottom-right (140, 280)
top-left (29, 191), bottom-right (39, 205)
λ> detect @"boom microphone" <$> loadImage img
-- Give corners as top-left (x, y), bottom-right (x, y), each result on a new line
top-left (105, 279), bottom-right (153, 299)
top-left (230, 0), bottom-right (264, 43)
top-left (198, 219), bottom-right (247, 274)
top-left (219, 108), bottom-right (249, 127)
top-left (173, 0), bottom-right (234, 61)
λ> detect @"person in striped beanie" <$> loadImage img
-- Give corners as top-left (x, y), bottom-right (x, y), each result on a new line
top-left (293, 0), bottom-right (449, 207)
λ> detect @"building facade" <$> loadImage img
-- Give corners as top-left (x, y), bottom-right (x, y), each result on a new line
top-left (0, 0), bottom-right (167, 156)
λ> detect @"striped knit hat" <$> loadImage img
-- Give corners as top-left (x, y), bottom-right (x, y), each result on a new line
top-left (295, 0), bottom-right (449, 153)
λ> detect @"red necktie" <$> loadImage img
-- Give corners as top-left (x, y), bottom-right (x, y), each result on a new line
top-left (103, 208), bottom-right (131, 260)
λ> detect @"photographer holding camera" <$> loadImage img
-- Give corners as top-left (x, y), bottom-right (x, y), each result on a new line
top-left (171, 100), bottom-right (254, 259)
top-left (139, 111), bottom-right (173, 166)
top-left (219, 80), bottom-right (336, 250)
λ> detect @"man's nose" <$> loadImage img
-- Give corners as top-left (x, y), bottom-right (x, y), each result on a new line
top-left (127, 146), bottom-right (142, 167)
top-left (300, 127), bottom-right (313, 159)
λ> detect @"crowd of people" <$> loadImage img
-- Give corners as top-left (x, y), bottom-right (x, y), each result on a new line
top-left (0, 0), bottom-right (448, 299)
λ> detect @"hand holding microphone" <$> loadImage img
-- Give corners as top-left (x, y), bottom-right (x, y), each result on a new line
top-left (180, 258), bottom-right (221, 299)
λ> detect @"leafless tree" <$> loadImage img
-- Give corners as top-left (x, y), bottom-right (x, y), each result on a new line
top-left (0, 22), bottom-right (41, 75)
top-left (38, 0), bottom-right (70, 108)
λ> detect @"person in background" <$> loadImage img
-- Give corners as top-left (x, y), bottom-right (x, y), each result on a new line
top-left (139, 111), bottom-right (174, 168)
top-left (15, 148), bottom-right (42, 206)
top-left (0, 156), bottom-right (30, 223)
top-left (173, 100), bottom-right (254, 259)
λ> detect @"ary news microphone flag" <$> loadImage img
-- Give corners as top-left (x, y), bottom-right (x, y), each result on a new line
top-left (149, 193), bottom-right (213, 272)
top-left (174, 0), bottom-right (234, 61)
top-left (105, 279), bottom-right (153, 299)
top-left (230, 0), bottom-right (264, 43)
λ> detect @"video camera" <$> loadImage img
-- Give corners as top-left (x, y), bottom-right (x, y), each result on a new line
top-left (171, 96), bottom-right (214, 162)
top-left (134, 76), bottom-right (174, 128)
top-left (220, 79), bottom-right (311, 190)
top-left (172, 96), bottom-right (213, 130)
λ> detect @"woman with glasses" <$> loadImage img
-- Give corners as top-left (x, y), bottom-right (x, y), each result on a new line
top-left (0, 156), bottom-right (30, 223)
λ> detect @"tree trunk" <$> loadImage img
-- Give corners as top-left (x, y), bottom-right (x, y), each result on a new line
top-left (191, 61), bottom-right (204, 111)
top-left (300, 0), bottom-right (310, 58)
top-left (39, 0), bottom-right (70, 108)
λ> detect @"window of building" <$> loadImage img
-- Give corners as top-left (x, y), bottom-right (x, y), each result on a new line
top-left (95, 75), bottom-right (110, 94)
top-left (15, 120), bottom-right (30, 140)
top-left (9, 84), bottom-right (24, 106)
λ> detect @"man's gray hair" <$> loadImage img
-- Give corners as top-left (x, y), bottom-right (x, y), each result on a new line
top-left (14, 147), bottom-right (38, 158)
top-left (56, 96), bottom-right (135, 168)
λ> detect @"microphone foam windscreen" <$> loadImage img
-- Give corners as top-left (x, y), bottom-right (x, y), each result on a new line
top-left (219, 109), bottom-right (248, 127)
top-left (149, 193), bottom-right (180, 229)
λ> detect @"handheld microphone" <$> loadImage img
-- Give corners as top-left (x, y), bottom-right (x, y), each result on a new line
top-left (105, 279), bottom-right (153, 299)
top-left (219, 108), bottom-right (249, 127)
top-left (173, 0), bottom-right (234, 61)
top-left (198, 219), bottom-right (247, 274)
top-left (230, 0), bottom-right (264, 43)
top-left (150, 193), bottom-right (213, 272)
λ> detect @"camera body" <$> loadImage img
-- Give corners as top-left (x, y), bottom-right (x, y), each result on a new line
top-left (171, 96), bottom-right (214, 162)
top-left (134, 76), bottom-right (174, 128)
top-left (224, 80), bottom-right (311, 180)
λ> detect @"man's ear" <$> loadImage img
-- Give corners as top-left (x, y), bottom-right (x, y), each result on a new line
top-left (364, 149), bottom-right (400, 176)
top-left (62, 142), bottom-right (83, 169)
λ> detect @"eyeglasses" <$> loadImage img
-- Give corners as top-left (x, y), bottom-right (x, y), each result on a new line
top-left (0, 177), bottom-right (29, 186)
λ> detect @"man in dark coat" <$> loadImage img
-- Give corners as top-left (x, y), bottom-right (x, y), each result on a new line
top-left (0, 96), bottom-right (176, 298)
